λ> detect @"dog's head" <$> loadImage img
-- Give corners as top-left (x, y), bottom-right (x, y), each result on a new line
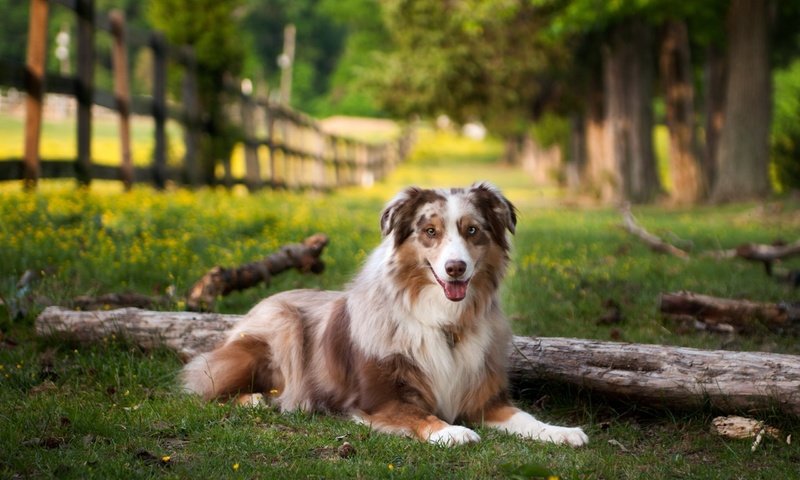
top-left (380, 183), bottom-right (517, 302)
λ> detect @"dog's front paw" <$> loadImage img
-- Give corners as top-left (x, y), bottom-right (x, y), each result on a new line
top-left (428, 425), bottom-right (481, 447)
top-left (536, 425), bottom-right (589, 447)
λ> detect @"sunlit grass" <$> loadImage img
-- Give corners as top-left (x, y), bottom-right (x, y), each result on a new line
top-left (1, 125), bottom-right (799, 478)
top-left (0, 114), bottom-right (184, 167)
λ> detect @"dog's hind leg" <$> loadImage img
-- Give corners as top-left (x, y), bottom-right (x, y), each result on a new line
top-left (181, 335), bottom-right (275, 401)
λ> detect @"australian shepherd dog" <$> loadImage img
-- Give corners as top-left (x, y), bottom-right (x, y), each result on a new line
top-left (182, 183), bottom-right (588, 447)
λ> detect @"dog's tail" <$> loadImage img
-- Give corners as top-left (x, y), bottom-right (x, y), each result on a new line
top-left (181, 335), bottom-right (273, 400)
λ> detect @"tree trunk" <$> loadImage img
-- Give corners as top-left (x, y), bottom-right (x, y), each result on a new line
top-left (603, 20), bottom-right (662, 203)
top-left (659, 20), bottom-right (704, 204)
top-left (582, 67), bottom-right (617, 201)
top-left (566, 114), bottom-right (586, 191)
top-left (711, 0), bottom-right (772, 202)
top-left (702, 44), bottom-right (726, 194)
top-left (36, 307), bottom-right (800, 416)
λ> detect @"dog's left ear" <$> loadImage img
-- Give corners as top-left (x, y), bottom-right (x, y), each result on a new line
top-left (469, 182), bottom-right (517, 247)
top-left (381, 187), bottom-right (418, 236)
top-left (380, 187), bottom-right (445, 246)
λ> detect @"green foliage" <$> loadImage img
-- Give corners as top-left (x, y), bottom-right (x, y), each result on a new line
top-left (375, 1), bottom-right (571, 134)
top-left (240, 0), bottom-right (348, 113)
top-left (147, 0), bottom-right (245, 183)
top-left (0, 0), bottom-right (30, 66)
top-left (771, 58), bottom-right (800, 192)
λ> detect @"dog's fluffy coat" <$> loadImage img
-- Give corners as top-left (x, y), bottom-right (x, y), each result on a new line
top-left (182, 183), bottom-right (587, 447)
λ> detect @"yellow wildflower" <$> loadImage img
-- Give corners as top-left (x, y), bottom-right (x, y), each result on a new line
top-left (232, 463), bottom-right (240, 471)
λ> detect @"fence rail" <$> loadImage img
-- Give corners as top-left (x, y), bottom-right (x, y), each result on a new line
top-left (1, 0), bottom-right (411, 190)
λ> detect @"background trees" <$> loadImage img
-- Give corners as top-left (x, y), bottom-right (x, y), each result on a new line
top-left (5, 0), bottom-right (800, 201)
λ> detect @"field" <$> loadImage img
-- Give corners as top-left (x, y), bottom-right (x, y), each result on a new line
top-left (1, 125), bottom-right (799, 479)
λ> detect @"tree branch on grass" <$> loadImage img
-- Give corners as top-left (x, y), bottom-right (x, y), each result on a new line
top-left (620, 207), bottom-right (799, 286)
top-left (35, 306), bottom-right (800, 417)
top-left (54, 234), bottom-right (329, 312)
top-left (659, 291), bottom-right (800, 333)
top-left (186, 233), bottom-right (329, 311)
top-left (620, 205), bottom-right (690, 259)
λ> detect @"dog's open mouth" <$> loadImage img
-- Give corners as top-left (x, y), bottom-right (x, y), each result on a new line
top-left (429, 264), bottom-right (470, 302)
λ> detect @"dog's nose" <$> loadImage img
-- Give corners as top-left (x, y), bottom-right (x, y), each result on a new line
top-left (445, 260), bottom-right (467, 278)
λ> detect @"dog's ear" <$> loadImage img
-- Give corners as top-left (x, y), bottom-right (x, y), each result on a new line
top-left (380, 187), bottom-right (421, 237)
top-left (380, 187), bottom-right (444, 245)
top-left (469, 182), bottom-right (517, 248)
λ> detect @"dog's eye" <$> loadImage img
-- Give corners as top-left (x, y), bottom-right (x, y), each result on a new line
top-left (467, 226), bottom-right (479, 236)
top-left (425, 227), bottom-right (437, 238)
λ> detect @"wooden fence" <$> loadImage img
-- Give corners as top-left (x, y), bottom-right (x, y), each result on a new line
top-left (0, 0), bottom-right (412, 190)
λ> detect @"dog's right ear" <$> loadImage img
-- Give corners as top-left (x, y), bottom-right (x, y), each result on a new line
top-left (380, 186), bottom-right (422, 237)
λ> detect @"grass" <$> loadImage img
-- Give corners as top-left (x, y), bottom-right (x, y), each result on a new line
top-left (1, 124), bottom-right (800, 478)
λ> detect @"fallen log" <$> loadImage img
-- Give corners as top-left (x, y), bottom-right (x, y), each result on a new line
top-left (186, 233), bottom-right (329, 311)
top-left (659, 291), bottom-right (800, 333)
top-left (508, 336), bottom-right (800, 416)
top-left (36, 306), bottom-right (800, 416)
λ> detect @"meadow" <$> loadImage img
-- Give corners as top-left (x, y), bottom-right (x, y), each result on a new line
top-left (1, 125), bottom-right (799, 479)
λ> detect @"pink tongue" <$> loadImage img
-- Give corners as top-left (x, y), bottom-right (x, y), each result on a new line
top-left (443, 281), bottom-right (468, 301)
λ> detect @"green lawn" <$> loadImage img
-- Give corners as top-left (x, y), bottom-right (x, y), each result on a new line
top-left (1, 127), bottom-right (799, 479)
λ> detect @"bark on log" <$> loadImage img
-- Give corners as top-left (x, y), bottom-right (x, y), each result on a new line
top-left (508, 336), bottom-right (800, 416)
top-left (659, 291), bottom-right (800, 333)
top-left (36, 307), bottom-right (800, 416)
top-left (36, 306), bottom-right (239, 360)
top-left (72, 292), bottom-right (171, 310)
top-left (186, 233), bottom-right (329, 311)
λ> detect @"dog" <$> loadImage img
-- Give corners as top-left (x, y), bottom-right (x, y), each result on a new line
top-left (181, 183), bottom-right (588, 447)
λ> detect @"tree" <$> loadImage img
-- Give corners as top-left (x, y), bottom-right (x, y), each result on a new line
top-left (375, 1), bottom-right (570, 135)
top-left (659, 19), bottom-right (703, 203)
top-left (710, 0), bottom-right (772, 202)
top-left (147, 0), bottom-right (246, 185)
top-left (240, 0), bottom-right (349, 114)
top-left (603, 19), bottom-right (661, 203)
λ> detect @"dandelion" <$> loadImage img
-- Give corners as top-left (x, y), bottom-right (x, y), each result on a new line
top-left (161, 455), bottom-right (171, 463)
top-left (388, 464), bottom-right (394, 471)
top-left (232, 463), bottom-right (240, 472)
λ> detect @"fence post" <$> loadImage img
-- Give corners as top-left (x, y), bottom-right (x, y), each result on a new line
top-left (330, 136), bottom-right (340, 187)
top-left (151, 32), bottom-right (167, 189)
top-left (314, 127), bottom-right (326, 190)
top-left (110, 10), bottom-right (133, 190)
top-left (76, 0), bottom-right (95, 186)
top-left (181, 46), bottom-right (200, 187)
top-left (240, 86), bottom-right (261, 191)
top-left (23, 0), bottom-right (49, 189)
top-left (181, 47), bottom-right (200, 187)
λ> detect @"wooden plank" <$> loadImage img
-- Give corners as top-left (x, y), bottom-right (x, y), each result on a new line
top-left (110, 10), bottom-right (133, 190)
top-left (181, 48), bottom-right (201, 186)
top-left (150, 32), bottom-right (168, 189)
top-left (241, 91), bottom-right (261, 191)
top-left (76, 0), bottom-right (95, 186)
top-left (0, 60), bottom-right (27, 90)
top-left (23, 0), bottom-right (49, 189)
